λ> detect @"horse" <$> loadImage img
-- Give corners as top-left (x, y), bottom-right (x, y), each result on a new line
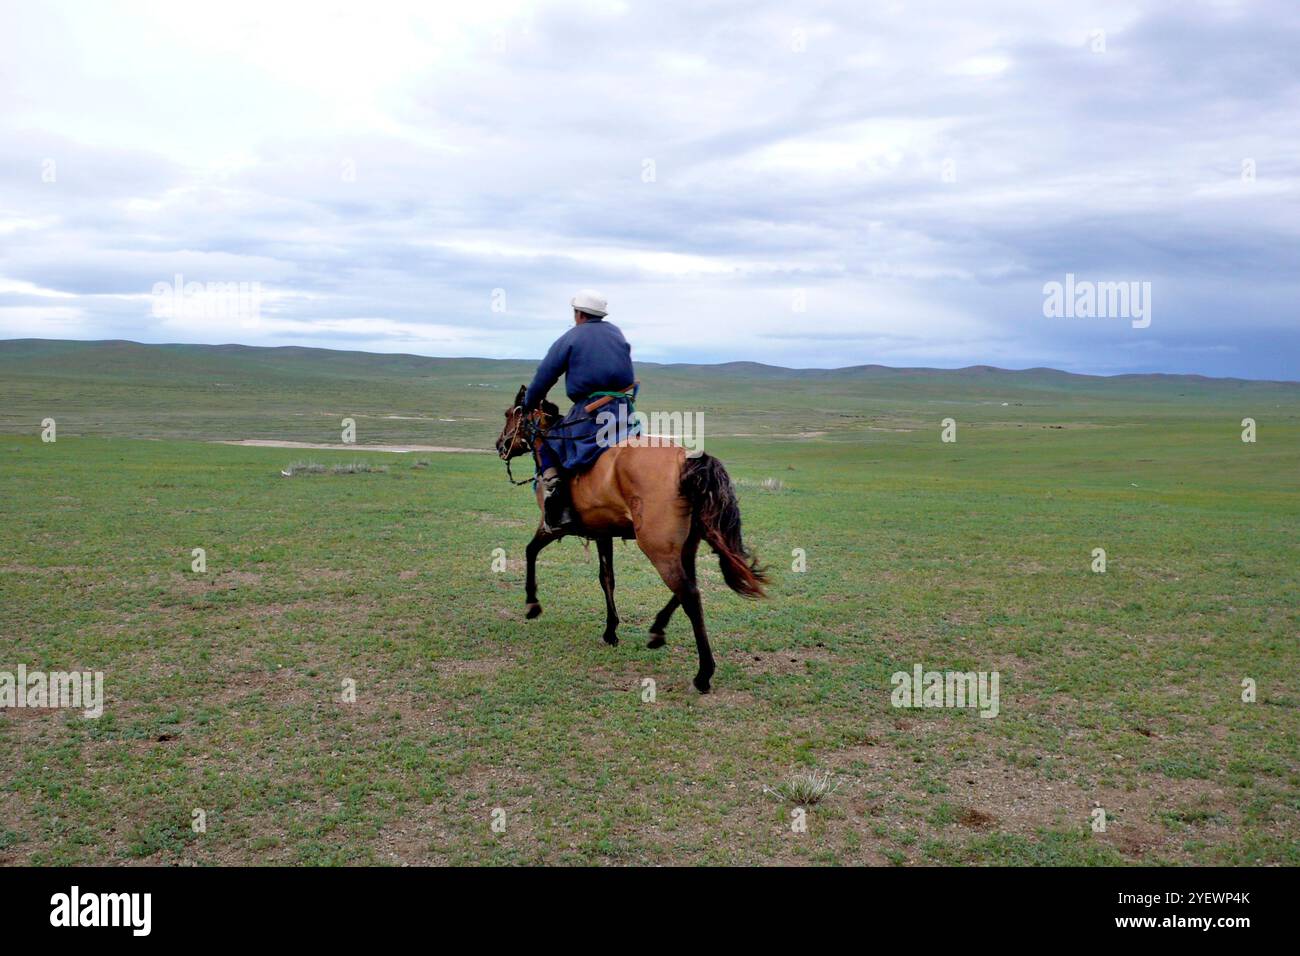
top-left (495, 384), bottom-right (767, 692)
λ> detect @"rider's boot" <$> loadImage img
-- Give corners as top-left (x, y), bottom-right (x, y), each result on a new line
top-left (540, 467), bottom-right (578, 534)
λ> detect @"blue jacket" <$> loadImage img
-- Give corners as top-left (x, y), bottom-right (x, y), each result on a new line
top-left (523, 319), bottom-right (634, 410)
top-left (524, 319), bottom-right (637, 473)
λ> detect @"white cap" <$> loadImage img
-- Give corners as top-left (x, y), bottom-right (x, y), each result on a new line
top-left (571, 289), bottom-right (608, 317)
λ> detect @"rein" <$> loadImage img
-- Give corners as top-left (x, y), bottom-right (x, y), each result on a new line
top-left (500, 394), bottom-right (638, 486)
top-left (505, 456), bottom-right (535, 486)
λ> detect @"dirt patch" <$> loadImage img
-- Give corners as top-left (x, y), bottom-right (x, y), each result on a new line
top-left (958, 807), bottom-right (998, 830)
top-left (0, 565), bottom-right (84, 575)
top-left (737, 645), bottom-right (840, 676)
top-left (430, 658), bottom-right (508, 678)
top-left (723, 431), bottom-right (829, 438)
top-left (469, 511), bottom-right (531, 529)
top-left (301, 568), bottom-right (352, 582)
top-left (215, 440), bottom-right (488, 454)
top-left (170, 570), bottom-right (262, 592)
top-left (945, 757), bottom-right (1236, 860)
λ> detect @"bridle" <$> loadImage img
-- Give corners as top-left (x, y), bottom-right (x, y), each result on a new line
top-left (501, 406), bottom-right (562, 485)
top-left (499, 401), bottom-right (617, 485)
top-left (501, 406), bottom-right (535, 484)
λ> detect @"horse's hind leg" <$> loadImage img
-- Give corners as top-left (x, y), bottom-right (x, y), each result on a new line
top-left (597, 535), bottom-right (619, 646)
top-left (639, 534), bottom-right (714, 693)
top-left (679, 575), bottom-right (714, 693)
top-left (646, 597), bottom-right (676, 648)
top-left (647, 536), bottom-right (697, 648)
top-left (524, 528), bottom-right (557, 619)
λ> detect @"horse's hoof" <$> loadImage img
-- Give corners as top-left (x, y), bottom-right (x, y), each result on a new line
top-left (525, 602), bottom-right (542, 619)
top-left (646, 632), bottom-right (666, 649)
top-left (693, 674), bottom-right (712, 694)
top-left (602, 631), bottom-right (619, 646)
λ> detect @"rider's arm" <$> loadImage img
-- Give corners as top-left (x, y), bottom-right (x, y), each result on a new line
top-left (523, 333), bottom-right (571, 410)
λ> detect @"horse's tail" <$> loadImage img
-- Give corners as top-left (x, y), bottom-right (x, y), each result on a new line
top-left (680, 453), bottom-right (767, 598)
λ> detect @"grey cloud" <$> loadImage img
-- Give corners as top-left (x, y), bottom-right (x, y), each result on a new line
top-left (0, 0), bottom-right (1296, 378)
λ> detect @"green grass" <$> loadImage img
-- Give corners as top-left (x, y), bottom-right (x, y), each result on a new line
top-left (0, 340), bottom-right (1297, 865)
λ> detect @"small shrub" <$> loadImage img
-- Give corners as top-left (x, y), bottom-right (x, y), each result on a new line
top-left (764, 769), bottom-right (841, 805)
top-left (330, 461), bottom-right (388, 475)
top-left (281, 460), bottom-right (389, 477)
top-left (734, 476), bottom-right (787, 492)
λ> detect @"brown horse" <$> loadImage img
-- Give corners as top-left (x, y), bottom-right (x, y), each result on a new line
top-left (495, 385), bottom-right (766, 692)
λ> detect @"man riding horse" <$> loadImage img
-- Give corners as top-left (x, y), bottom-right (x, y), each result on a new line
top-left (522, 289), bottom-right (638, 533)
top-left (497, 290), bottom-right (766, 692)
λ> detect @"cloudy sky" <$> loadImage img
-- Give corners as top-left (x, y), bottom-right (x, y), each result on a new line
top-left (1, 0), bottom-right (1296, 378)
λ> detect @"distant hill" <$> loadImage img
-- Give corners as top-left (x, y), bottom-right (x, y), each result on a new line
top-left (4, 338), bottom-right (1296, 383)
top-left (1, 338), bottom-right (1296, 446)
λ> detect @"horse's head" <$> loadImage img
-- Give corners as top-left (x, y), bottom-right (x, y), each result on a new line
top-left (495, 384), bottom-right (558, 460)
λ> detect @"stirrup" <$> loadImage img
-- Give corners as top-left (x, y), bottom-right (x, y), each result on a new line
top-left (541, 515), bottom-right (576, 534)
top-left (542, 501), bottom-right (577, 533)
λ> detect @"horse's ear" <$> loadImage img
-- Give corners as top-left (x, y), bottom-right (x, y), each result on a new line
top-left (513, 384), bottom-right (526, 406)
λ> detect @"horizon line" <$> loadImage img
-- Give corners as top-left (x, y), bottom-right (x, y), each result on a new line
top-left (2, 336), bottom-right (1297, 386)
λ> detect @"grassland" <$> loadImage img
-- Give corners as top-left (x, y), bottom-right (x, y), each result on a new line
top-left (1, 339), bottom-right (1297, 865)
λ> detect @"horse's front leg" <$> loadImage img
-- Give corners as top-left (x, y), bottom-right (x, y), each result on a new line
top-left (524, 527), bottom-right (557, 619)
top-left (596, 535), bottom-right (619, 645)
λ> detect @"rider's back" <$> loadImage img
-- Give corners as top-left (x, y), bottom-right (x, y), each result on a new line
top-left (546, 320), bottom-right (634, 404)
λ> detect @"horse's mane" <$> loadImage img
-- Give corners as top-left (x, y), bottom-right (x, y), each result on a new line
top-left (537, 399), bottom-right (561, 427)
